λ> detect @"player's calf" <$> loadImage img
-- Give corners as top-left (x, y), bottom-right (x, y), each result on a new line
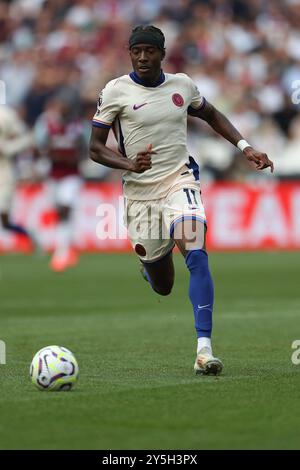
top-left (141, 263), bottom-right (173, 295)
top-left (140, 252), bottom-right (175, 296)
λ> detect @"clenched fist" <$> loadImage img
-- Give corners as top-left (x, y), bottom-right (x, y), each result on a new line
top-left (129, 144), bottom-right (157, 173)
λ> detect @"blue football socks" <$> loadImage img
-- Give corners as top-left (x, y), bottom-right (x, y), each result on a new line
top-left (185, 249), bottom-right (213, 338)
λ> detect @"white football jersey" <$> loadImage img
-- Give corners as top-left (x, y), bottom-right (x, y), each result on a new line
top-left (0, 105), bottom-right (28, 177)
top-left (0, 105), bottom-right (33, 210)
top-left (92, 72), bottom-right (205, 200)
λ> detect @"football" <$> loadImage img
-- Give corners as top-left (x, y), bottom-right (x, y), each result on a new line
top-left (30, 345), bottom-right (79, 391)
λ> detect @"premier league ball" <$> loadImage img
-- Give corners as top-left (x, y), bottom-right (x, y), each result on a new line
top-left (30, 345), bottom-right (79, 391)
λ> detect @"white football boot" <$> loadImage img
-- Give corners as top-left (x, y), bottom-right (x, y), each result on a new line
top-left (194, 347), bottom-right (223, 375)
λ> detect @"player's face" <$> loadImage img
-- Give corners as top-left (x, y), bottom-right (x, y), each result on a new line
top-left (130, 44), bottom-right (164, 83)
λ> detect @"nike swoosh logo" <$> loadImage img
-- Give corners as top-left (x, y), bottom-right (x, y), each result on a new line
top-left (43, 354), bottom-right (50, 371)
top-left (197, 304), bottom-right (212, 310)
top-left (133, 103), bottom-right (148, 110)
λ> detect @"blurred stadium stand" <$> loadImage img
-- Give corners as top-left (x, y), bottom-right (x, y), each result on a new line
top-left (1, 0), bottom-right (300, 252)
top-left (1, 0), bottom-right (300, 181)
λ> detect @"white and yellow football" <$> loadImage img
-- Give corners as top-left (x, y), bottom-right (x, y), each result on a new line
top-left (30, 345), bottom-right (79, 391)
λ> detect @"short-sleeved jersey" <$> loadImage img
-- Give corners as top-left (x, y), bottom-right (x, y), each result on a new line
top-left (92, 72), bottom-right (205, 200)
top-left (34, 111), bottom-right (85, 179)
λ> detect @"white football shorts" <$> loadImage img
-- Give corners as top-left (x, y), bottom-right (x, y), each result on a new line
top-left (48, 175), bottom-right (82, 208)
top-left (124, 172), bottom-right (206, 263)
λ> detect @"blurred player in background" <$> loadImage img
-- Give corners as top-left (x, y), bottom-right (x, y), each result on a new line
top-left (34, 94), bottom-right (86, 272)
top-left (89, 25), bottom-right (274, 375)
top-left (0, 104), bottom-right (35, 245)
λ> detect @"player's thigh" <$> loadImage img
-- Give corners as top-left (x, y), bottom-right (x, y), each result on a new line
top-left (124, 197), bottom-right (175, 281)
top-left (143, 250), bottom-right (175, 291)
top-left (173, 219), bottom-right (207, 257)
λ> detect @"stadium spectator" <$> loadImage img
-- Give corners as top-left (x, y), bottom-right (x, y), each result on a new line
top-left (0, 104), bottom-right (35, 243)
top-left (34, 93), bottom-right (87, 271)
top-left (0, 0), bottom-right (299, 180)
top-left (273, 115), bottom-right (300, 179)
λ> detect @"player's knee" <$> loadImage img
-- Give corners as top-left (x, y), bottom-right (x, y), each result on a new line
top-left (153, 281), bottom-right (173, 296)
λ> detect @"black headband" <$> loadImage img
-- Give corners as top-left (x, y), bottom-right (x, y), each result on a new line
top-left (129, 31), bottom-right (165, 51)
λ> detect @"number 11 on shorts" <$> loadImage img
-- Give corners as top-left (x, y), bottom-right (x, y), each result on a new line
top-left (183, 188), bottom-right (198, 206)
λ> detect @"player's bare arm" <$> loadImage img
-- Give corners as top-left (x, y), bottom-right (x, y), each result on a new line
top-left (89, 126), bottom-right (155, 173)
top-left (188, 101), bottom-right (274, 173)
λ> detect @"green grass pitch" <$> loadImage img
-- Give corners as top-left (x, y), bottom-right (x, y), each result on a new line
top-left (0, 251), bottom-right (300, 450)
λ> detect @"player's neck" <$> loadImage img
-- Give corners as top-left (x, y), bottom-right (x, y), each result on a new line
top-left (130, 69), bottom-right (165, 87)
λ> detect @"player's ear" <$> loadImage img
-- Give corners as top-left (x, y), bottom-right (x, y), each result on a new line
top-left (161, 49), bottom-right (166, 61)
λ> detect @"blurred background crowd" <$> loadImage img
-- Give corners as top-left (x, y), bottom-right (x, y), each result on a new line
top-left (1, 0), bottom-right (300, 182)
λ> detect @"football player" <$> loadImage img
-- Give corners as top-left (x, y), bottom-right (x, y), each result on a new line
top-left (89, 25), bottom-right (274, 374)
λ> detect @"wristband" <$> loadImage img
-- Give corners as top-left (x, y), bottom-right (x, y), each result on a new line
top-left (237, 139), bottom-right (251, 152)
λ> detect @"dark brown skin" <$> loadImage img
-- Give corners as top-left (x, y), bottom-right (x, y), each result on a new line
top-left (89, 44), bottom-right (164, 171)
top-left (89, 42), bottom-right (273, 174)
top-left (89, 41), bottom-right (274, 294)
top-left (89, 126), bottom-right (156, 172)
top-left (129, 44), bottom-right (165, 85)
top-left (188, 103), bottom-right (274, 172)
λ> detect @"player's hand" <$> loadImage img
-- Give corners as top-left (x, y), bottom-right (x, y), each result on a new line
top-left (243, 147), bottom-right (274, 173)
top-left (129, 144), bottom-right (157, 173)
